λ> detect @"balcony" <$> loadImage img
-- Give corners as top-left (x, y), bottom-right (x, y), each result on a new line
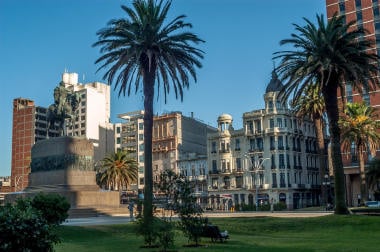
top-left (219, 149), bottom-right (230, 153)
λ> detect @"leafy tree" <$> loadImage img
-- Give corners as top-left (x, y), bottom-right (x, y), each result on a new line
top-left (291, 83), bottom-right (328, 205)
top-left (367, 158), bottom-right (380, 200)
top-left (93, 0), bottom-right (204, 225)
top-left (0, 197), bottom-right (62, 251)
top-left (274, 14), bottom-right (380, 214)
top-left (340, 102), bottom-right (380, 202)
top-left (97, 150), bottom-right (138, 192)
top-left (175, 178), bottom-right (204, 246)
top-left (155, 169), bottom-right (179, 218)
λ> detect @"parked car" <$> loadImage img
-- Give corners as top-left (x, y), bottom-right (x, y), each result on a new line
top-left (364, 201), bottom-right (380, 208)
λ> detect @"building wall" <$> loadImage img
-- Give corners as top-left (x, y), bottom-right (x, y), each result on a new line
top-left (326, 0), bottom-right (380, 205)
top-left (207, 89), bottom-right (321, 210)
top-left (11, 98), bottom-right (35, 190)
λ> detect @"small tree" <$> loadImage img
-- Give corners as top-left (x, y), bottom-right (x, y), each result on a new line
top-left (175, 178), bottom-right (205, 246)
top-left (0, 197), bottom-right (62, 251)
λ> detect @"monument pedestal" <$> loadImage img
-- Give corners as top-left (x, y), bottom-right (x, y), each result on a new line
top-left (6, 136), bottom-right (120, 212)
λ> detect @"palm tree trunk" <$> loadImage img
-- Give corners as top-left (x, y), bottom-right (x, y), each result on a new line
top-left (358, 145), bottom-right (367, 203)
top-left (143, 72), bottom-right (155, 223)
top-left (323, 83), bottom-right (349, 214)
top-left (314, 117), bottom-right (328, 206)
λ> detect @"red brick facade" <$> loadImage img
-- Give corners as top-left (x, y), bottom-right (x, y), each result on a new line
top-left (326, 0), bottom-right (380, 205)
top-left (11, 98), bottom-right (35, 191)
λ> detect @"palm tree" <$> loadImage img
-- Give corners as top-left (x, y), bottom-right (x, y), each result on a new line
top-left (274, 14), bottom-right (380, 214)
top-left (98, 150), bottom-right (138, 192)
top-left (367, 158), bottom-right (380, 200)
top-left (340, 102), bottom-right (380, 203)
top-left (291, 83), bottom-right (328, 205)
top-left (93, 0), bottom-right (204, 223)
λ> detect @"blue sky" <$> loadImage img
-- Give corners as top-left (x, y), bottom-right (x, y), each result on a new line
top-left (0, 0), bottom-right (326, 176)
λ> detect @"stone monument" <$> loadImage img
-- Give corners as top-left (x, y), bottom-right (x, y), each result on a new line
top-left (6, 82), bottom-right (119, 214)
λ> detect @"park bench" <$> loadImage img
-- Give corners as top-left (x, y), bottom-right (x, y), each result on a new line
top-left (202, 224), bottom-right (229, 242)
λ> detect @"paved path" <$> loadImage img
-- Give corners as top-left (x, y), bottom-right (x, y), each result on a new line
top-left (62, 211), bottom-right (333, 226)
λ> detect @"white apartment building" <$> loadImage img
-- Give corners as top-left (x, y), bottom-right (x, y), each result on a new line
top-left (116, 110), bottom-right (145, 191)
top-left (207, 71), bottom-right (321, 210)
top-left (62, 72), bottom-right (114, 162)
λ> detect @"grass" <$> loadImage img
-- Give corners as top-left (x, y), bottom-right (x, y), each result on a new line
top-left (55, 215), bottom-right (380, 252)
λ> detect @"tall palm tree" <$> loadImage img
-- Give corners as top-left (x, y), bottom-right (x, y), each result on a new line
top-left (291, 83), bottom-right (327, 205)
top-left (340, 102), bottom-right (380, 203)
top-left (274, 14), bottom-right (380, 214)
top-left (93, 0), bottom-right (204, 223)
top-left (98, 150), bottom-right (138, 192)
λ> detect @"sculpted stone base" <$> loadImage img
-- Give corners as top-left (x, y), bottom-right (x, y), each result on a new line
top-left (6, 136), bottom-right (120, 214)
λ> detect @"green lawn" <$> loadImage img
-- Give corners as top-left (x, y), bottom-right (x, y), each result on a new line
top-left (55, 215), bottom-right (380, 252)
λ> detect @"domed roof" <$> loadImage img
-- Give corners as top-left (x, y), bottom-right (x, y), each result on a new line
top-left (265, 70), bottom-right (283, 93)
top-left (217, 113), bottom-right (233, 121)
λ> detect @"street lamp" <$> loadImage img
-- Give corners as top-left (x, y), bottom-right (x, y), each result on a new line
top-left (322, 174), bottom-right (331, 210)
top-left (244, 154), bottom-right (270, 211)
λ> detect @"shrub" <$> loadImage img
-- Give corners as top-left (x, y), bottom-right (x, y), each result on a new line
top-left (0, 202), bottom-right (60, 251)
top-left (135, 217), bottom-right (159, 247)
top-left (273, 202), bottom-right (287, 211)
top-left (31, 193), bottom-right (70, 225)
top-left (156, 218), bottom-right (175, 252)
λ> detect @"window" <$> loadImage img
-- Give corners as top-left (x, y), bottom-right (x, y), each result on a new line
top-left (250, 139), bottom-right (255, 150)
top-left (139, 134), bottom-right (144, 141)
top-left (278, 136), bottom-right (284, 149)
top-left (139, 144), bottom-right (144, 151)
top-left (277, 118), bottom-right (283, 128)
top-left (255, 120), bottom-right (261, 132)
top-left (139, 166), bottom-right (144, 174)
top-left (247, 121), bottom-right (253, 133)
top-left (257, 138), bottom-right (263, 150)
top-left (339, 0), bottom-right (345, 14)
top-left (268, 101), bottom-right (273, 110)
top-left (279, 154), bottom-right (285, 169)
top-left (284, 119), bottom-right (287, 128)
top-left (116, 137), bottom-right (121, 144)
top-left (272, 173), bottom-right (277, 187)
top-left (270, 136), bottom-right (275, 150)
top-left (346, 83), bottom-right (353, 103)
top-left (363, 86), bottom-right (370, 105)
top-left (276, 100), bottom-right (282, 109)
top-left (269, 119), bottom-right (274, 128)
top-left (139, 155), bottom-right (144, 162)
top-left (139, 122), bottom-right (143, 130)
top-left (235, 138), bottom-right (240, 150)
top-left (116, 127), bottom-right (121, 134)
top-left (236, 176), bottom-right (243, 188)
top-left (280, 173), bottom-right (285, 187)
top-left (271, 154), bottom-right (276, 169)
top-left (211, 141), bottom-right (217, 153)
top-left (212, 178), bottom-right (218, 189)
top-left (236, 158), bottom-right (242, 171)
top-left (212, 160), bottom-right (217, 173)
top-left (224, 177), bottom-right (231, 188)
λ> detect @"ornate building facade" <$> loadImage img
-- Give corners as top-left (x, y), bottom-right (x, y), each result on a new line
top-left (207, 72), bottom-right (321, 210)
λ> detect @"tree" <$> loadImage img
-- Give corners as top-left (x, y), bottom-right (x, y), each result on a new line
top-left (98, 150), bottom-right (138, 192)
top-left (93, 0), bottom-right (204, 225)
top-left (291, 83), bottom-right (327, 205)
top-left (340, 102), bottom-right (380, 203)
top-left (274, 14), bottom-right (380, 214)
top-left (367, 158), bottom-right (380, 200)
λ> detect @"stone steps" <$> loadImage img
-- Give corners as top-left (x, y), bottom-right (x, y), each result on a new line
top-left (68, 206), bottom-right (130, 218)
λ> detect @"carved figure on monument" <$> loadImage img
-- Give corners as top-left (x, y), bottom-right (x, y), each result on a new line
top-left (47, 81), bottom-right (81, 136)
